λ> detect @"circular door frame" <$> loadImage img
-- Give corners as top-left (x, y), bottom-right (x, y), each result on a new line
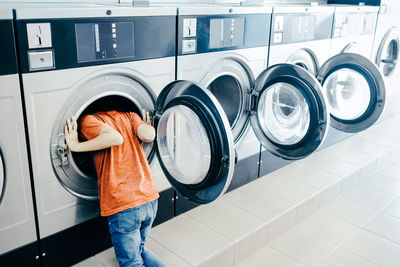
top-left (375, 26), bottom-right (399, 78)
top-left (317, 53), bottom-right (386, 133)
top-left (154, 80), bottom-right (235, 204)
top-left (0, 147), bottom-right (6, 205)
top-left (286, 48), bottom-right (319, 76)
top-left (50, 69), bottom-right (157, 200)
top-left (200, 58), bottom-right (253, 145)
top-left (251, 63), bottom-right (329, 160)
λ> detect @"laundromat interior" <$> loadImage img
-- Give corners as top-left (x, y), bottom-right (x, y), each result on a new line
top-left (1, 0), bottom-right (400, 266)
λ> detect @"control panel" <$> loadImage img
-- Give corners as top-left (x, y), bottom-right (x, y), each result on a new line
top-left (270, 12), bottom-right (333, 45)
top-left (333, 12), bottom-right (378, 38)
top-left (178, 14), bottom-right (270, 55)
top-left (16, 16), bottom-right (176, 73)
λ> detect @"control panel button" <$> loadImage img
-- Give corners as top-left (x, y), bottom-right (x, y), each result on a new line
top-left (273, 32), bottom-right (283, 44)
top-left (28, 50), bottom-right (54, 71)
top-left (182, 39), bottom-right (196, 54)
top-left (183, 18), bottom-right (197, 38)
top-left (27, 23), bottom-right (52, 49)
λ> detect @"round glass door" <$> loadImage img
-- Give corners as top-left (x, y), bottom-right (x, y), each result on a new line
top-left (0, 148), bottom-right (5, 204)
top-left (50, 73), bottom-right (156, 200)
top-left (376, 27), bottom-right (399, 77)
top-left (251, 64), bottom-right (328, 159)
top-left (318, 53), bottom-right (386, 132)
top-left (155, 80), bottom-right (235, 204)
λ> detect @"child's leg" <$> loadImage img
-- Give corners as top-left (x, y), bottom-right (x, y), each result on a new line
top-left (108, 206), bottom-right (144, 267)
top-left (140, 199), bottom-right (165, 267)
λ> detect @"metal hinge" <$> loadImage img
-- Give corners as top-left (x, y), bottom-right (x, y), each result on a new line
top-left (51, 134), bottom-right (69, 167)
top-left (249, 89), bottom-right (259, 114)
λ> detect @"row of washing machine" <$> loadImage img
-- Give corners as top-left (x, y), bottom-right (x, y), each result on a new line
top-left (0, 1), bottom-right (399, 266)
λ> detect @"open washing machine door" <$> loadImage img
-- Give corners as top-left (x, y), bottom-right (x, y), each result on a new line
top-left (375, 27), bottom-right (399, 78)
top-left (250, 64), bottom-right (328, 160)
top-left (317, 53), bottom-right (386, 132)
top-left (154, 80), bottom-right (235, 204)
top-left (0, 148), bottom-right (5, 205)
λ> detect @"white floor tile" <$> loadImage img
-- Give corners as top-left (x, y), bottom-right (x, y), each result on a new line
top-left (321, 196), bottom-right (379, 227)
top-left (320, 183), bottom-right (341, 207)
top-left (377, 164), bottom-right (400, 180)
top-left (295, 194), bottom-right (321, 223)
top-left (361, 173), bottom-right (400, 197)
top-left (236, 245), bottom-right (305, 267)
top-left (249, 172), bottom-right (318, 203)
top-left (146, 238), bottom-right (191, 267)
top-left (319, 145), bottom-right (375, 167)
top-left (233, 226), bottom-right (268, 264)
top-left (95, 248), bottom-right (119, 267)
top-left (317, 248), bottom-right (379, 267)
top-left (367, 123), bottom-right (400, 138)
top-left (301, 153), bottom-right (359, 178)
top-left (150, 214), bottom-right (231, 266)
top-left (186, 199), bottom-right (265, 241)
top-left (342, 229), bottom-right (400, 267)
top-left (342, 185), bottom-right (396, 210)
top-left (277, 163), bottom-right (341, 189)
top-left (223, 186), bottom-right (293, 222)
top-left (353, 131), bottom-right (399, 147)
top-left (73, 256), bottom-right (105, 267)
top-left (268, 208), bottom-right (296, 242)
top-left (339, 136), bottom-right (389, 156)
top-left (197, 245), bottom-right (234, 267)
top-left (363, 212), bottom-right (400, 245)
top-left (384, 198), bottom-right (400, 218)
top-left (269, 227), bottom-right (337, 266)
top-left (297, 211), bottom-right (359, 245)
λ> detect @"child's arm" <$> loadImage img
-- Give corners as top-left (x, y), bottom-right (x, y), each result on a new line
top-left (65, 117), bottom-right (123, 152)
top-left (137, 110), bottom-right (156, 143)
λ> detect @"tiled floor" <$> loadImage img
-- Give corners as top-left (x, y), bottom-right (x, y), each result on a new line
top-left (74, 116), bottom-right (400, 267)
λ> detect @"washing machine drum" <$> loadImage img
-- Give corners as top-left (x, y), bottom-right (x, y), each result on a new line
top-left (51, 74), bottom-right (156, 200)
top-left (250, 64), bottom-right (328, 160)
top-left (317, 53), bottom-right (386, 133)
top-left (0, 148), bottom-right (5, 205)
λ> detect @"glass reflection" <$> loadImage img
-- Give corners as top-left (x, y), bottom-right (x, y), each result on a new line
top-left (324, 68), bottom-right (370, 120)
top-left (258, 82), bottom-right (310, 145)
top-left (157, 105), bottom-right (211, 185)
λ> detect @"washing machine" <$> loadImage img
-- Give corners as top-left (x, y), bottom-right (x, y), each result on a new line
top-left (14, 4), bottom-right (236, 266)
top-left (258, 4), bottom-right (334, 176)
top-left (176, 5), bottom-right (271, 211)
top-left (371, 0), bottom-right (400, 121)
top-left (330, 5), bottom-right (379, 60)
top-left (317, 4), bottom-right (386, 148)
top-left (0, 7), bottom-right (40, 267)
top-left (176, 5), bottom-right (333, 206)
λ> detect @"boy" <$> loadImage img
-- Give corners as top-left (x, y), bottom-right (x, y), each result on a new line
top-left (64, 109), bottom-right (164, 267)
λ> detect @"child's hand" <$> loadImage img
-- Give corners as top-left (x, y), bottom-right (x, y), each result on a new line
top-left (65, 117), bottom-right (79, 151)
top-left (142, 109), bottom-right (151, 125)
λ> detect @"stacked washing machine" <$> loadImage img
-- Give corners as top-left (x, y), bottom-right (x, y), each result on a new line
top-left (372, 0), bottom-right (400, 121)
top-left (259, 4), bottom-right (334, 176)
top-left (318, 4), bottom-right (386, 148)
top-left (0, 7), bottom-right (40, 267)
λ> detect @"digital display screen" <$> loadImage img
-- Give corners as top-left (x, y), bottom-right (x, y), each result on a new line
top-left (76, 22), bottom-right (134, 63)
top-left (290, 15), bottom-right (316, 42)
top-left (209, 18), bottom-right (244, 49)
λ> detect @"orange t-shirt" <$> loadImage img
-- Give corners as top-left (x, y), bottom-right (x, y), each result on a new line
top-left (80, 110), bottom-right (159, 216)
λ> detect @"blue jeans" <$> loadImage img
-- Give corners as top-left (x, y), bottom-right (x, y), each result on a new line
top-left (108, 199), bottom-right (164, 267)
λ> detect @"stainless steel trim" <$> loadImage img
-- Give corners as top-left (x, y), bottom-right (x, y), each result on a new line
top-left (334, 5), bottom-right (379, 13)
top-left (0, 148), bottom-right (5, 205)
top-left (0, 8), bottom-right (12, 19)
top-left (16, 6), bottom-right (177, 19)
top-left (178, 6), bottom-right (272, 16)
top-left (272, 5), bottom-right (334, 14)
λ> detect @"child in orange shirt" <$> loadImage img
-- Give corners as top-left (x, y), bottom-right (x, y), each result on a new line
top-left (65, 109), bottom-right (164, 267)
